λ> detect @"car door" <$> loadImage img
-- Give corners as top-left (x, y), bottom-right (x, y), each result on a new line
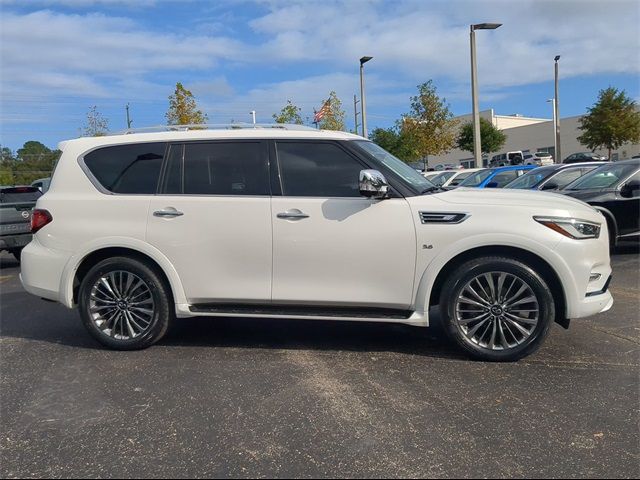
top-left (271, 140), bottom-right (416, 309)
top-left (608, 172), bottom-right (640, 237)
top-left (146, 141), bottom-right (273, 304)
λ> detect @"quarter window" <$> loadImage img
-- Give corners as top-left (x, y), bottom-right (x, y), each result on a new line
top-left (83, 142), bottom-right (165, 194)
top-left (163, 142), bottom-right (269, 195)
top-left (276, 142), bottom-right (365, 197)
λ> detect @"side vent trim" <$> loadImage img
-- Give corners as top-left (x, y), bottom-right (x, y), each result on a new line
top-left (419, 212), bottom-right (470, 224)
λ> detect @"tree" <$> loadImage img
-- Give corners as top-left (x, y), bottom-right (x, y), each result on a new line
top-left (318, 91), bottom-right (346, 131)
top-left (83, 105), bottom-right (109, 137)
top-left (273, 100), bottom-right (303, 125)
top-left (0, 141), bottom-right (60, 184)
top-left (577, 87), bottom-right (640, 159)
top-left (369, 127), bottom-right (414, 162)
top-left (457, 118), bottom-right (507, 156)
top-left (399, 81), bottom-right (459, 161)
top-left (166, 82), bottom-right (208, 125)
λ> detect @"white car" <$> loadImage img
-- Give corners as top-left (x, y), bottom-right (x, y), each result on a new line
top-left (440, 168), bottom-right (484, 188)
top-left (524, 152), bottom-right (554, 166)
top-left (21, 125), bottom-right (613, 361)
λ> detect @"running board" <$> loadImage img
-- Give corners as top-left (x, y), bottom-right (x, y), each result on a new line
top-left (189, 303), bottom-right (413, 320)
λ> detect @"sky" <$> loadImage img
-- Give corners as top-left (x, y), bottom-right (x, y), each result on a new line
top-left (1, 0), bottom-right (639, 151)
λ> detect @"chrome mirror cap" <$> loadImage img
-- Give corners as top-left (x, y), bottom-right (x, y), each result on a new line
top-left (359, 169), bottom-right (389, 199)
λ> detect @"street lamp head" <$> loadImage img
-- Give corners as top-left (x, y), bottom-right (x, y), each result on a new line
top-left (472, 23), bottom-right (502, 30)
top-left (360, 56), bottom-right (373, 65)
top-left (554, 55), bottom-right (561, 62)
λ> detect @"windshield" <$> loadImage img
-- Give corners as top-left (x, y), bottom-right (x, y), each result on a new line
top-left (504, 166), bottom-right (555, 189)
top-left (430, 171), bottom-right (456, 186)
top-left (354, 141), bottom-right (433, 191)
top-left (565, 163), bottom-right (638, 190)
top-left (458, 169), bottom-right (492, 187)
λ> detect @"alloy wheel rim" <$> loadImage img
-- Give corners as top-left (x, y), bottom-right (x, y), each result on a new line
top-left (454, 271), bottom-right (539, 351)
top-left (89, 270), bottom-right (155, 340)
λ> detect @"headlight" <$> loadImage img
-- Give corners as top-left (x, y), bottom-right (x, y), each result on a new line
top-left (534, 216), bottom-right (601, 239)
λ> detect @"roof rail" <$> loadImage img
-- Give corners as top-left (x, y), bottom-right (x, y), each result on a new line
top-left (114, 123), bottom-right (318, 135)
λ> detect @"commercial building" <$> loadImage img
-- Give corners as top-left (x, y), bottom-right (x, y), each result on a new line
top-left (427, 109), bottom-right (640, 169)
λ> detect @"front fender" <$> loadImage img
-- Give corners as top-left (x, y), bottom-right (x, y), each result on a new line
top-left (412, 233), bottom-right (567, 317)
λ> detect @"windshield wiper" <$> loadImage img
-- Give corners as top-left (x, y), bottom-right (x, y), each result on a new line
top-left (420, 185), bottom-right (448, 194)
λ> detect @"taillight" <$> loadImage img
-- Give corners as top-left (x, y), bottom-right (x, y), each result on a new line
top-left (31, 209), bottom-right (52, 233)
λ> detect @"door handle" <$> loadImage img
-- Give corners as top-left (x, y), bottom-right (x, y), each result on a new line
top-left (153, 207), bottom-right (184, 218)
top-left (277, 209), bottom-right (309, 220)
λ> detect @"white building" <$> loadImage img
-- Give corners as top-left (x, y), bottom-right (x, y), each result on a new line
top-left (428, 109), bottom-right (640, 169)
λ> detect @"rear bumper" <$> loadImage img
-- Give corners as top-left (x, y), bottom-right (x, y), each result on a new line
top-left (20, 237), bottom-right (71, 303)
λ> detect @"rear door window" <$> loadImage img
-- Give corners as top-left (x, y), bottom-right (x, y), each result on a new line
top-left (162, 141), bottom-right (270, 196)
top-left (83, 142), bottom-right (166, 194)
top-left (491, 171), bottom-right (519, 187)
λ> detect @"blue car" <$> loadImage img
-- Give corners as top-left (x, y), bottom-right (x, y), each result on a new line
top-left (456, 165), bottom-right (537, 188)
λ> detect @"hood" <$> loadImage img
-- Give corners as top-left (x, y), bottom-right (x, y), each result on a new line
top-left (435, 187), bottom-right (596, 212)
top-left (561, 188), bottom-right (608, 201)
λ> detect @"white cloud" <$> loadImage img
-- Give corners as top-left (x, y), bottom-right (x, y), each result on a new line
top-left (0, 0), bottom-right (638, 138)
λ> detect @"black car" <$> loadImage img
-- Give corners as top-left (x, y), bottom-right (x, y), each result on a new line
top-left (504, 162), bottom-right (605, 191)
top-left (563, 152), bottom-right (608, 164)
top-left (0, 186), bottom-right (43, 261)
top-left (560, 159), bottom-right (640, 247)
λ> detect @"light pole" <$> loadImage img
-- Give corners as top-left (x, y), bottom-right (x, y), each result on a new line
top-left (359, 56), bottom-right (373, 138)
top-left (250, 110), bottom-right (256, 125)
top-left (470, 23), bottom-right (501, 167)
top-left (554, 55), bottom-right (561, 163)
top-left (547, 98), bottom-right (557, 160)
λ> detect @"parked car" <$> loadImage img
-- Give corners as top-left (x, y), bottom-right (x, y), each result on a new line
top-left (439, 168), bottom-right (484, 188)
top-left (428, 170), bottom-right (457, 187)
top-left (560, 159), bottom-right (639, 247)
top-left (21, 125), bottom-right (613, 361)
top-left (523, 152), bottom-right (554, 166)
top-left (563, 152), bottom-right (608, 164)
top-left (31, 177), bottom-right (51, 193)
top-left (434, 163), bottom-right (463, 171)
top-left (422, 171), bottom-right (440, 181)
top-left (0, 185), bottom-right (42, 261)
top-left (457, 165), bottom-right (537, 189)
top-left (489, 151), bottom-right (525, 167)
top-left (504, 163), bottom-right (605, 191)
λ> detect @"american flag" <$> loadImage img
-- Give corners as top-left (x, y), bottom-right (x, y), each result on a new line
top-left (313, 99), bottom-right (331, 123)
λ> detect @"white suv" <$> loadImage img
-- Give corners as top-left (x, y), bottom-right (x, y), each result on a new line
top-left (21, 125), bottom-right (613, 361)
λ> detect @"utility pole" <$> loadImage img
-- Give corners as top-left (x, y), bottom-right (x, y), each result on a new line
top-left (353, 95), bottom-right (361, 136)
top-left (554, 55), bottom-right (562, 163)
top-left (250, 110), bottom-right (256, 125)
top-left (359, 56), bottom-right (373, 138)
top-left (470, 23), bottom-right (502, 168)
top-left (126, 103), bottom-right (132, 129)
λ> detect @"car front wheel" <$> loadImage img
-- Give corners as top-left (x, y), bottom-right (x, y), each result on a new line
top-left (439, 256), bottom-right (554, 362)
top-left (78, 256), bottom-right (173, 350)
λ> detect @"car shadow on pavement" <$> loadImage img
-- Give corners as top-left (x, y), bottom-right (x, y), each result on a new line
top-left (160, 311), bottom-right (466, 360)
top-left (1, 284), bottom-right (466, 359)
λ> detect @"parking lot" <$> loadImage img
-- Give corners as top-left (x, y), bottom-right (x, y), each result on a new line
top-left (0, 246), bottom-right (638, 478)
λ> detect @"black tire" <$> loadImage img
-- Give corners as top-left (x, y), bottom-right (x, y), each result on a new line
top-left (78, 256), bottom-right (173, 350)
top-left (439, 256), bottom-right (554, 362)
top-left (10, 248), bottom-right (23, 262)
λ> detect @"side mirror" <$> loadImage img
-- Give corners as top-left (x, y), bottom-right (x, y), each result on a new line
top-left (620, 180), bottom-right (640, 198)
top-left (486, 182), bottom-right (499, 188)
top-left (359, 169), bottom-right (389, 199)
top-left (541, 182), bottom-right (559, 191)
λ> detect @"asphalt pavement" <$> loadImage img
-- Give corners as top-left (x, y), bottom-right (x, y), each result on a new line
top-left (1, 246), bottom-right (639, 478)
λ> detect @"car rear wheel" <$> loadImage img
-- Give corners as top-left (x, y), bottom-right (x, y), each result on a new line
top-left (78, 256), bottom-right (173, 350)
top-left (439, 256), bottom-right (554, 362)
